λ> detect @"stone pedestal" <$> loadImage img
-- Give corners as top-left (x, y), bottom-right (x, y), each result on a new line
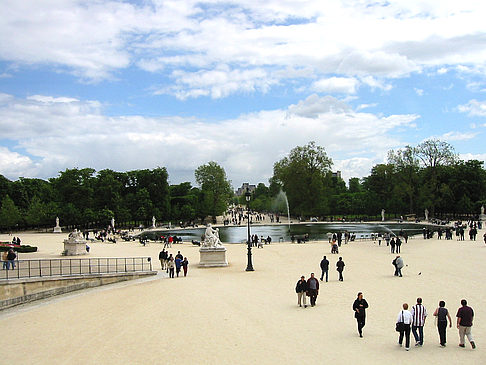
top-left (480, 214), bottom-right (486, 222)
top-left (63, 240), bottom-right (88, 255)
top-left (199, 247), bottom-right (228, 267)
top-left (53, 225), bottom-right (62, 233)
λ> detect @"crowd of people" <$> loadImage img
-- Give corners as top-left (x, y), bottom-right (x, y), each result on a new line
top-left (158, 249), bottom-right (189, 278)
top-left (395, 298), bottom-right (475, 351)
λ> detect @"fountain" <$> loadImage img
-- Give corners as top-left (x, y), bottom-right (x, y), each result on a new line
top-left (274, 190), bottom-right (291, 232)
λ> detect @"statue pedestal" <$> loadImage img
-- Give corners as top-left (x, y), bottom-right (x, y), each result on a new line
top-left (199, 247), bottom-right (228, 267)
top-left (63, 239), bottom-right (88, 255)
top-left (480, 214), bottom-right (486, 222)
top-left (53, 225), bottom-right (62, 233)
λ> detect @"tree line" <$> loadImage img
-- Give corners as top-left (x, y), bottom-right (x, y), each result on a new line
top-left (0, 139), bottom-right (485, 230)
top-left (0, 163), bottom-right (232, 230)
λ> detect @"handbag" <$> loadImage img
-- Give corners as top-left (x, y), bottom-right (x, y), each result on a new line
top-left (395, 310), bottom-right (404, 332)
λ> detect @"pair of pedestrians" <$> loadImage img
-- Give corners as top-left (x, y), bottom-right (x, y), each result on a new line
top-left (319, 256), bottom-right (345, 282)
top-left (295, 273), bottom-right (319, 307)
top-left (396, 297), bottom-right (429, 350)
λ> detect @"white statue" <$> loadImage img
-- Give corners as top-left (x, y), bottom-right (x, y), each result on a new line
top-left (481, 206), bottom-right (484, 215)
top-left (202, 224), bottom-right (223, 248)
top-left (111, 217), bottom-right (115, 229)
top-left (53, 216), bottom-right (62, 233)
top-left (425, 209), bottom-right (429, 221)
top-left (68, 229), bottom-right (84, 242)
top-left (381, 209), bottom-right (385, 222)
top-left (152, 216), bottom-right (156, 228)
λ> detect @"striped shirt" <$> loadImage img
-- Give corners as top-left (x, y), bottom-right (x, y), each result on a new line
top-left (411, 304), bottom-right (427, 326)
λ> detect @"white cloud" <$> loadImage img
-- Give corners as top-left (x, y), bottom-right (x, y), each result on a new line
top-left (437, 67), bottom-right (448, 74)
top-left (0, 93), bottom-right (419, 184)
top-left (1, 1), bottom-right (486, 95)
top-left (312, 77), bottom-right (359, 94)
top-left (356, 103), bottom-right (378, 111)
top-left (457, 99), bottom-right (486, 117)
top-left (414, 88), bottom-right (424, 96)
top-left (459, 153), bottom-right (486, 163)
top-left (437, 131), bottom-right (478, 141)
top-left (360, 76), bottom-right (393, 91)
top-left (158, 65), bottom-right (277, 99)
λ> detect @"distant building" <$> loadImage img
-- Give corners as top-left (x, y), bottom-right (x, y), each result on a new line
top-left (235, 183), bottom-right (256, 196)
top-left (332, 171), bottom-right (342, 179)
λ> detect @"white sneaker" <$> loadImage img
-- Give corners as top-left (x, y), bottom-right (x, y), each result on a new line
top-left (405, 347), bottom-right (410, 351)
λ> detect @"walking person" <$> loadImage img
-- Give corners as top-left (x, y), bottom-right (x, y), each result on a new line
top-left (295, 275), bottom-right (308, 308)
top-left (306, 273), bottom-right (319, 307)
top-left (181, 257), bottom-right (189, 277)
top-left (456, 299), bottom-right (476, 349)
top-left (397, 303), bottom-right (413, 350)
top-left (353, 292), bottom-right (369, 338)
top-left (433, 300), bottom-right (452, 347)
top-left (394, 255), bottom-right (404, 277)
top-left (2, 250), bottom-right (8, 270)
top-left (167, 256), bottom-right (175, 278)
top-left (336, 257), bottom-right (345, 281)
top-left (411, 297), bottom-right (427, 347)
top-left (158, 249), bottom-right (166, 270)
top-left (395, 237), bottom-right (402, 253)
top-left (6, 249), bottom-right (16, 270)
top-left (175, 255), bottom-right (182, 277)
top-left (390, 237), bottom-right (396, 253)
top-left (320, 255), bottom-right (329, 282)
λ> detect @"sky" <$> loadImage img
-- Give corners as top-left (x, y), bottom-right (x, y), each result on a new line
top-left (1, 0), bottom-right (486, 189)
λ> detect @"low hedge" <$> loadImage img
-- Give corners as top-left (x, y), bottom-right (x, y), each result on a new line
top-left (0, 243), bottom-right (38, 253)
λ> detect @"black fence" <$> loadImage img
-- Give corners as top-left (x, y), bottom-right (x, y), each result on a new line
top-left (0, 257), bottom-right (153, 280)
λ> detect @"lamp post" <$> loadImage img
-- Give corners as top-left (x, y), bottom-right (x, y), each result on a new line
top-left (245, 189), bottom-right (254, 271)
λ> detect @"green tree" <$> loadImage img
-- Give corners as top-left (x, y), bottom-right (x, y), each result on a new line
top-left (387, 146), bottom-right (420, 214)
top-left (25, 196), bottom-right (47, 226)
top-left (0, 195), bottom-right (22, 230)
top-left (272, 141), bottom-right (333, 217)
top-left (415, 139), bottom-right (457, 216)
top-left (195, 162), bottom-right (232, 223)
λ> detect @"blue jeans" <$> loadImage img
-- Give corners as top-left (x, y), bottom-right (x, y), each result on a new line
top-left (412, 325), bottom-right (424, 345)
top-left (320, 269), bottom-right (328, 282)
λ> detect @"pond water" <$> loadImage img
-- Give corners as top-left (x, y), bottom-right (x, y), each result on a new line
top-left (141, 222), bottom-right (436, 243)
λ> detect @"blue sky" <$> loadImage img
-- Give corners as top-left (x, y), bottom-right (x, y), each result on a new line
top-left (1, 0), bottom-right (486, 188)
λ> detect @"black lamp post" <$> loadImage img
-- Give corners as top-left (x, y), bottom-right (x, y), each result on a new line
top-left (245, 189), bottom-right (254, 271)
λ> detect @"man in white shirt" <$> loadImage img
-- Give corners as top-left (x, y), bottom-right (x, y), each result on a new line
top-left (397, 303), bottom-right (413, 350)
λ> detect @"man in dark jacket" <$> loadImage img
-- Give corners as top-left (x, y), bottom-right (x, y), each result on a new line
top-left (307, 273), bottom-right (320, 307)
top-left (336, 257), bottom-right (345, 281)
top-left (353, 292), bottom-right (369, 337)
top-left (6, 249), bottom-right (16, 270)
top-left (320, 255), bottom-right (329, 282)
top-left (295, 276), bottom-right (308, 308)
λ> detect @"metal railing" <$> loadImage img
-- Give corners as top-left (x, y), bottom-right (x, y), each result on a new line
top-left (0, 257), bottom-right (153, 280)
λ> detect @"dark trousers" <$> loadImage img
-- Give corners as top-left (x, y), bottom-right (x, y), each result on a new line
top-left (169, 268), bottom-right (175, 278)
top-left (438, 321), bottom-right (447, 345)
top-left (412, 325), bottom-right (424, 345)
top-left (338, 270), bottom-right (343, 281)
top-left (356, 317), bottom-right (365, 335)
top-left (308, 289), bottom-right (318, 306)
top-left (399, 324), bottom-right (411, 348)
top-left (396, 245), bottom-right (401, 253)
top-left (320, 269), bottom-right (328, 282)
